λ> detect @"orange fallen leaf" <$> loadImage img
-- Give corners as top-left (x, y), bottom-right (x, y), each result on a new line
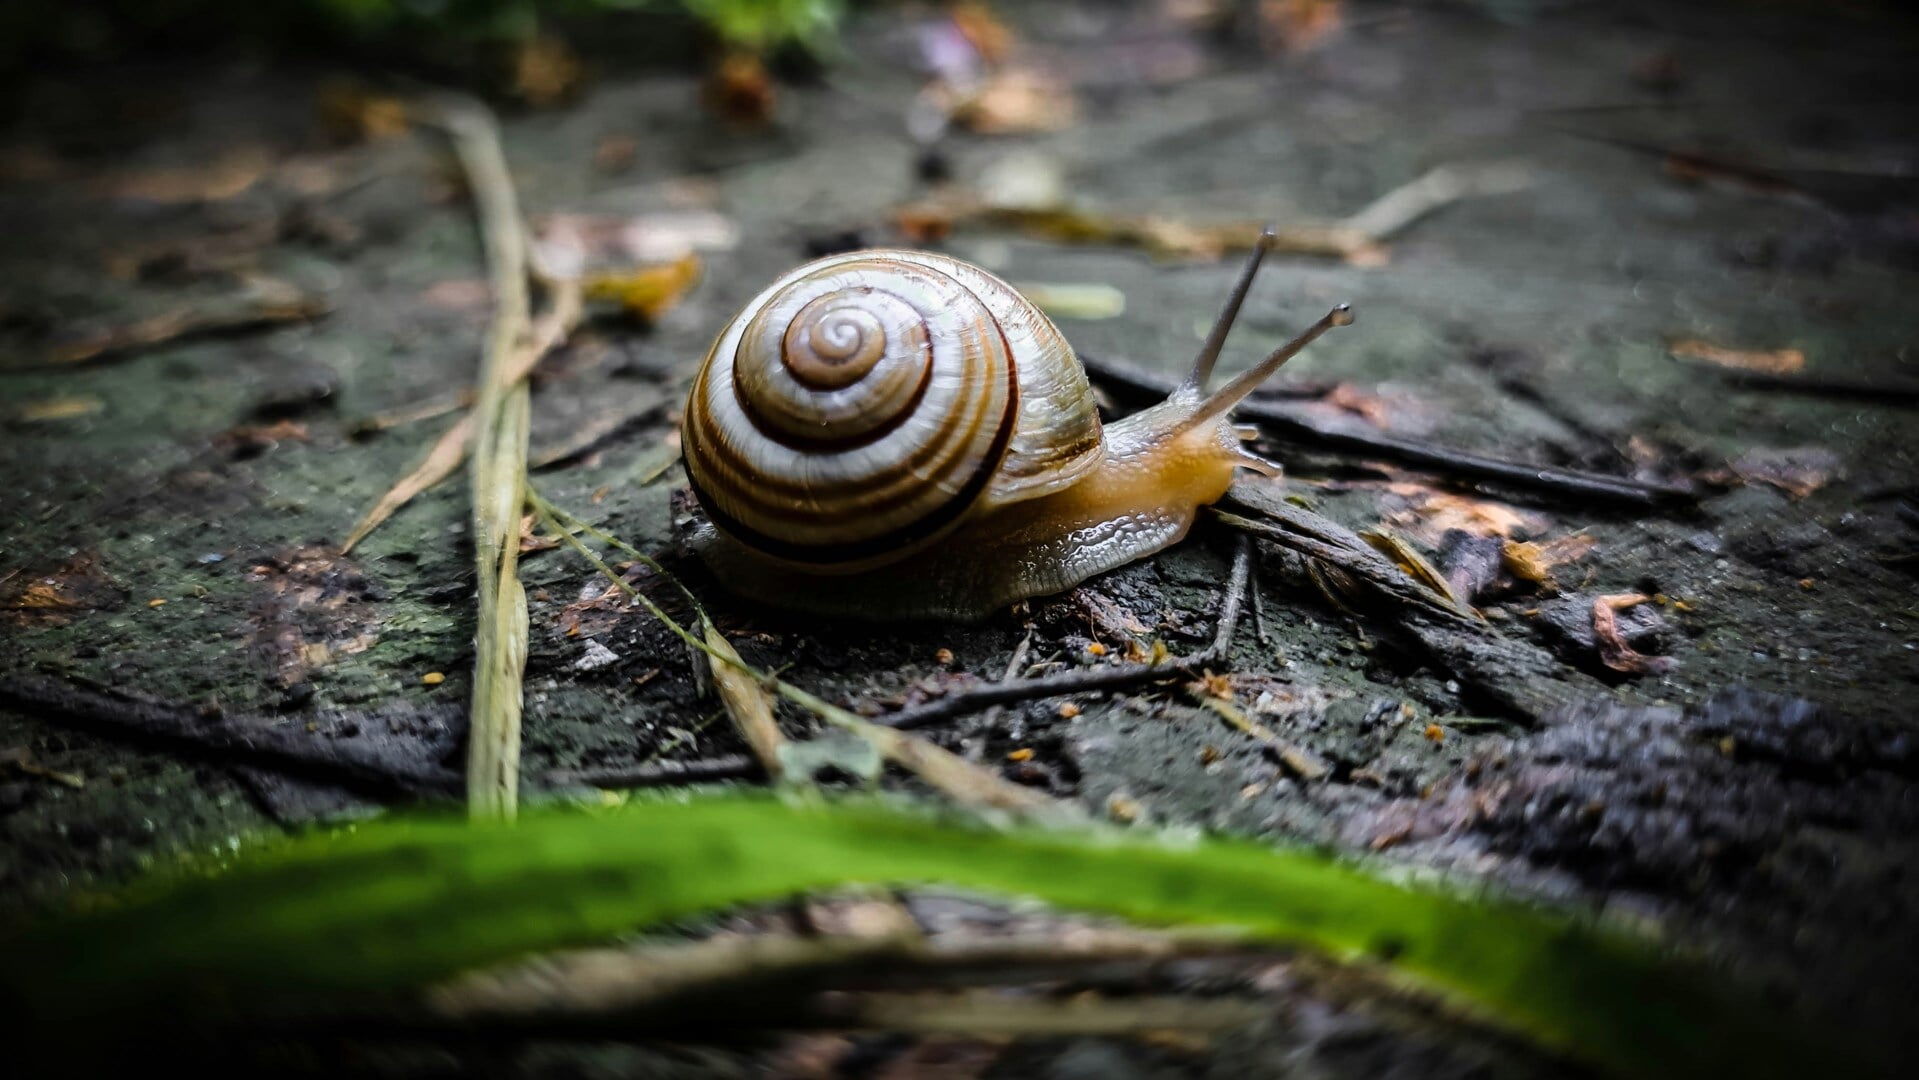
top-left (1193, 670), bottom-right (1235, 701)
top-left (1502, 533), bottom-right (1597, 587)
top-left (1667, 337), bottom-right (1806, 376)
top-left (950, 2), bottom-right (1015, 64)
top-left (1260, 0), bottom-right (1344, 54)
top-left (318, 80), bottom-right (410, 144)
top-left (1, 552), bottom-right (126, 624)
top-left (519, 514), bottom-right (561, 554)
top-left (1592, 593), bottom-right (1677, 675)
top-left (512, 33), bottom-right (584, 108)
top-left (583, 254), bottom-right (702, 324)
top-left (95, 145), bottom-right (274, 204)
top-left (704, 51), bottom-right (776, 128)
top-left (1385, 483), bottom-right (1544, 546)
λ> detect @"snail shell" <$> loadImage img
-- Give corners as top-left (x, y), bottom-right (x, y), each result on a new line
top-left (683, 250), bottom-right (1103, 571)
top-left (681, 240), bottom-right (1352, 620)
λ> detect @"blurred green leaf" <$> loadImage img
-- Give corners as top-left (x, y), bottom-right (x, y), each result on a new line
top-left (0, 793), bottom-right (1843, 1078)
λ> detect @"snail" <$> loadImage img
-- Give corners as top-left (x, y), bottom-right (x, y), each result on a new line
top-left (681, 230), bottom-right (1353, 620)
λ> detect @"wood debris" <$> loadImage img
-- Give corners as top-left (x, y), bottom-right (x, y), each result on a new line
top-left (1, 552), bottom-right (126, 625)
top-left (511, 34), bottom-right (584, 107)
top-left (15, 396), bottom-right (104, 422)
top-left (1592, 593), bottom-right (1677, 676)
top-left (1667, 336), bottom-right (1807, 376)
top-left (92, 144), bottom-right (275, 204)
top-left (42, 277), bottom-right (330, 367)
top-left (1259, 0), bottom-right (1344, 54)
top-left (583, 254), bottom-right (703, 324)
top-left (317, 80), bottom-right (410, 144)
top-left (1501, 534), bottom-right (1597, 589)
top-left (1725, 446), bottom-right (1842, 499)
top-left (704, 51), bottom-right (776, 128)
top-left (2, 746), bottom-right (85, 789)
top-left (1383, 483), bottom-right (1545, 547)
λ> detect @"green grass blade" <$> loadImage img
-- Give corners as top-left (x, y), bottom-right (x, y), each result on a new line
top-left (0, 793), bottom-right (1841, 1077)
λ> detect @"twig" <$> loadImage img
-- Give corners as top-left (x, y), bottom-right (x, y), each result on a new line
top-left (702, 622), bottom-right (789, 783)
top-left (530, 491), bottom-right (1067, 816)
top-left (428, 98), bottom-right (534, 821)
top-left (539, 754), bottom-right (760, 791)
top-left (422, 927), bottom-right (1267, 1026)
top-left (1081, 354), bottom-right (1691, 508)
top-left (0, 676), bottom-right (461, 798)
top-left (876, 540), bottom-right (1253, 732)
top-left (1676, 363), bottom-right (1919, 405)
top-left (37, 278), bottom-right (330, 368)
top-left (1215, 482), bottom-right (1600, 722)
top-left (1339, 162), bottom-right (1534, 242)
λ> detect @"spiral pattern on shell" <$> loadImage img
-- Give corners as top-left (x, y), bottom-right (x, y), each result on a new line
top-left (683, 251), bottom-right (1027, 568)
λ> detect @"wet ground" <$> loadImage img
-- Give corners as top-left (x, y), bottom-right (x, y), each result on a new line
top-left (2, 1), bottom-right (1917, 1075)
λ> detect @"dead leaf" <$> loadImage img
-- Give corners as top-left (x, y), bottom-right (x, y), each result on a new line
top-left (1727, 446), bottom-right (1842, 498)
top-left (1260, 0), bottom-right (1344, 54)
top-left (583, 253), bottom-right (702, 323)
top-left (16, 396), bottom-right (103, 422)
top-left (950, 2), bottom-right (1015, 65)
top-left (45, 277), bottom-right (330, 367)
top-left (1193, 670), bottom-right (1235, 701)
top-left (1, 552), bottom-right (127, 625)
top-left (95, 145), bottom-right (274, 204)
top-left (512, 34), bottom-right (584, 107)
top-left (1501, 534), bottom-right (1597, 587)
top-left (317, 80), bottom-right (410, 144)
top-left (1361, 528), bottom-right (1474, 617)
top-left (948, 68), bottom-right (1078, 134)
top-left (1592, 593), bottom-right (1677, 675)
top-left (1384, 483), bottom-right (1546, 546)
top-left (1667, 337), bottom-right (1806, 376)
top-left (519, 514), bottom-right (560, 554)
top-left (704, 51), bottom-right (776, 128)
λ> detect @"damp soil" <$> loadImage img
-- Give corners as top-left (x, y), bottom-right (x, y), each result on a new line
top-left (1, 2), bottom-right (1916, 1076)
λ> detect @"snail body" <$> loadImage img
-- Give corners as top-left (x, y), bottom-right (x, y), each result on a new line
top-left (682, 236), bottom-right (1351, 620)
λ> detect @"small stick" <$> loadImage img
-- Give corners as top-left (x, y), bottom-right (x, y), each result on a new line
top-left (539, 755), bottom-right (760, 792)
top-left (0, 677), bottom-right (461, 798)
top-left (1678, 363), bottom-right (1919, 406)
top-left (877, 541), bottom-right (1252, 732)
top-left (1080, 351), bottom-right (1690, 507)
top-left (702, 622), bottom-right (789, 783)
top-left (421, 95), bottom-right (588, 821)
top-left (531, 492), bottom-right (1067, 816)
